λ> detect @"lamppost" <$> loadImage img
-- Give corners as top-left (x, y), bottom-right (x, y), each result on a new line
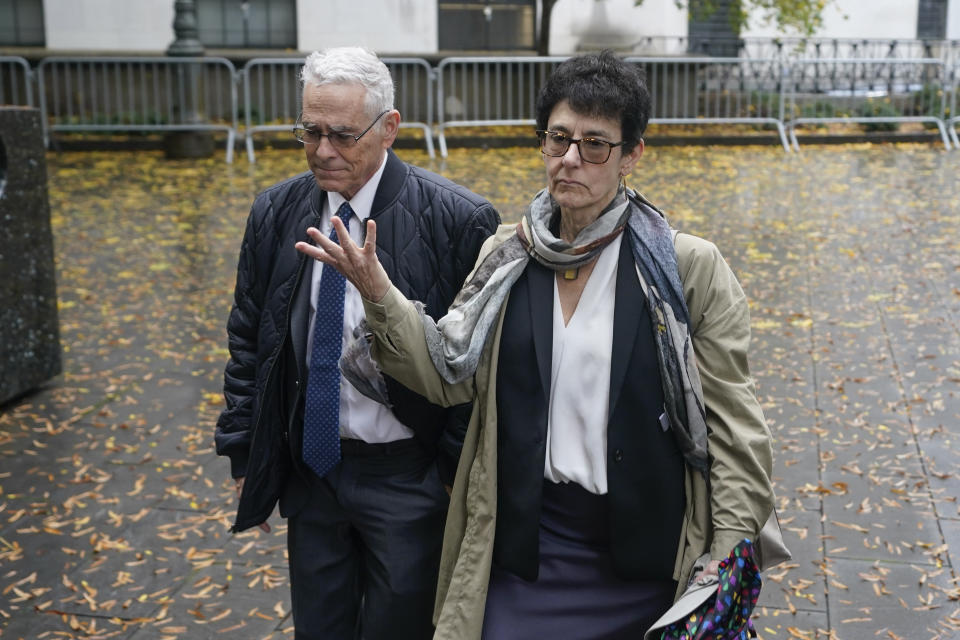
top-left (168, 0), bottom-right (204, 56)
top-left (577, 0), bottom-right (635, 52)
top-left (164, 0), bottom-right (214, 158)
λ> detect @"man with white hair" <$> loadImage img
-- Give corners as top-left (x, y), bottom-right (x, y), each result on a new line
top-left (215, 47), bottom-right (499, 639)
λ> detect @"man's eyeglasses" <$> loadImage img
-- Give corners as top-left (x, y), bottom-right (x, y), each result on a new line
top-left (536, 130), bottom-right (625, 164)
top-left (293, 110), bottom-right (389, 148)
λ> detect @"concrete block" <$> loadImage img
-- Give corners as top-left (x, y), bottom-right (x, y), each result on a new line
top-left (0, 107), bottom-right (61, 404)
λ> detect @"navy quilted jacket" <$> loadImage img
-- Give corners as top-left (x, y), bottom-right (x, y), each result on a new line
top-left (216, 150), bottom-right (500, 532)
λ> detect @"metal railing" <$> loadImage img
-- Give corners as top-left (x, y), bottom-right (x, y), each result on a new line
top-left (436, 56), bottom-right (568, 156)
top-left (950, 62), bottom-right (960, 147)
top-left (627, 56), bottom-right (790, 151)
top-left (620, 37), bottom-right (960, 63)
top-left (746, 37), bottom-right (959, 63)
top-left (5, 48), bottom-right (957, 160)
top-left (242, 57), bottom-right (435, 163)
top-left (36, 56), bottom-right (239, 162)
top-left (786, 58), bottom-right (952, 150)
top-left (0, 56), bottom-right (33, 107)
top-left (436, 56), bottom-right (790, 154)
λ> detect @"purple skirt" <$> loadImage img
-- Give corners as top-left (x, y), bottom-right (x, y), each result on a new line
top-left (482, 480), bottom-right (676, 640)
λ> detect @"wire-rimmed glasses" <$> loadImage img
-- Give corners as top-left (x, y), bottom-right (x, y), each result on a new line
top-left (293, 110), bottom-right (389, 148)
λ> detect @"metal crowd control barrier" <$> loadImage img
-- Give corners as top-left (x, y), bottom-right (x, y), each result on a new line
top-left (786, 58), bottom-right (952, 150)
top-left (0, 56), bottom-right (33, 107)
top-left (36, 57), bottom-right (239, 162)
top-left (626, 56), bottom-right (790, 151)
top-left (436, 56), bottom-right (790, 154)
top-left (242, 57), bottom-right (435, 163)
top-left (436, 56), bottom-right (568, 157)
top-left (950, 62), bottom-right (960, 148)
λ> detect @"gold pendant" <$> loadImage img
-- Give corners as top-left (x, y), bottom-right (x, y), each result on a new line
top-left (562, 268), bottom-right (579, 281)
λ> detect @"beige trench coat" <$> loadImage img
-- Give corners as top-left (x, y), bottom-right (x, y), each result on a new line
top-left (363, 225), bottom-right (775, 640)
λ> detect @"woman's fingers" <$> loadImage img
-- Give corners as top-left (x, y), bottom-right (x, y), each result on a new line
top-left (330, 215), bottom-right (354, 251)
top-left (691, 559), bottom-right (722, 585)
top-left (296, 216), bottom-right (355, 264)
top-left (293, 217), bottom-right (390, 302)
top-left (363, 219), bottom-right (377, 255)
top-left (295, 229), bottom-right (332, 262)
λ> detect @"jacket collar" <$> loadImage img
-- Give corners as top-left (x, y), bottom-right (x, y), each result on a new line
top-left (308, 148), bottom-right (404, 221)
top-left (369, 148), bottom-right (406, 218)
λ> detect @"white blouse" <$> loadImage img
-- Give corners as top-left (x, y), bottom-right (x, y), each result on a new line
top-left (543, 234), bottom-right (621, 495)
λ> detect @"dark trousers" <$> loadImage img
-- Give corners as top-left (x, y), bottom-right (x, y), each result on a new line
top-left (284, 439), bottom-right (449, 640)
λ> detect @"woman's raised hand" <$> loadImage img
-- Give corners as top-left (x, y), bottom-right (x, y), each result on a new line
top-left (295, 217), bottom-right (391, 303)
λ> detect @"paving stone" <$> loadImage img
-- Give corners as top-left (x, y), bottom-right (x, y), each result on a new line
top-left (825, 557), bottom-right (957, 639)
top-left (751, 607), bottom-right (830, 639)
top-left (0, 609), bottom-right (126, 640)
top-left (758, 507), bottom-right (826, 613)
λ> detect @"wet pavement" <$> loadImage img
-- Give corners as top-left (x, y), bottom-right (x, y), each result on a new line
top-left (1, 143), bottom-right (958, 639)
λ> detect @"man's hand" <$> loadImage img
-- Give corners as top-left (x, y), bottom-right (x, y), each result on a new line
top-left (295, 217), bottom-right (391, 303)
top-left (234, 477), bottom-right (271, 533)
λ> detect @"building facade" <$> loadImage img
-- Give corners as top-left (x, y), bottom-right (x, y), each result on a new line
top-left (1, 0), bottom-right (958, 54)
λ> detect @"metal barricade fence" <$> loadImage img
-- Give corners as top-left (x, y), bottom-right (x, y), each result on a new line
top-left (37, 57), bottom-right (239, 162)
top-left (435, 56), bottom-right (568, 157)
top-left (15, 50), bottom-right (958, 161)
top-left (786, 58), bottom-right (952, 150)
top-left (759, 38), bottom-right (954, 62)
top-left (436, 56), bottom-right (790, 154)
top-left (0, 56), bottom-right (33, 107)
top-left (626, 56), bottom-right (790, 151)
top-left (242, 57), bottom-right (435, 163)
top-left (950, 61), bottom-right (959, 148)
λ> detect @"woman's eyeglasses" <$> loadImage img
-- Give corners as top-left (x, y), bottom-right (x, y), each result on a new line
top-left (537, 130), bottom-right (625, 164)
top-left (293, 110), bottom-right (389, 148)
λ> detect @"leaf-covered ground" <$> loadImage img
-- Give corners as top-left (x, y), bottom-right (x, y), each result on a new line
top-left (1, 143), bottom-right (958, 639)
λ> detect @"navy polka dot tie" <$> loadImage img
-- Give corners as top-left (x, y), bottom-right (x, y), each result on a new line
top-left (303, 202), bottom-right (354, 478)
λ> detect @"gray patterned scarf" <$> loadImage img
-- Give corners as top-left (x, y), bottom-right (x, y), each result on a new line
top-left (344, 186), bottom-right (709, 472)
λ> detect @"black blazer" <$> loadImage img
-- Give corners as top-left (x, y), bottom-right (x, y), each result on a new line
top-left (494, 238), bottom-right (685, 582)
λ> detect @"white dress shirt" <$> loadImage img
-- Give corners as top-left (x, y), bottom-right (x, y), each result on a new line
top-left (543, 234), bottom-right (621, 494)
top-left (306, 151), bottom-right (414, 443)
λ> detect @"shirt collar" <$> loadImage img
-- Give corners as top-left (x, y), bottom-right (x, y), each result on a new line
top-left (326, 150), bottom-right (389, 221)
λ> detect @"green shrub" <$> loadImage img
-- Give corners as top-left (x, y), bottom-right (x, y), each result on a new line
top-left (856, 99), bottom-right (901, 132)
top-left (909, 84), bottom-right (949, 130)
top-left (800, 99), bottom-right (836, 119)
top-left (910, 83), bottom-right (945, 117)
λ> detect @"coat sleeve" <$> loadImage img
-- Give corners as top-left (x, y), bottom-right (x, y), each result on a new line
top-left (676, 233), bottom-right (775, 560)
top-left (363, 285), bottom-right (476, 407)
top-left (215, 197), bottom-right (270, 479)
top-left (436, 202), bottom-right (501, 482)
top-left (363, 225), bottom-right (514, 409)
